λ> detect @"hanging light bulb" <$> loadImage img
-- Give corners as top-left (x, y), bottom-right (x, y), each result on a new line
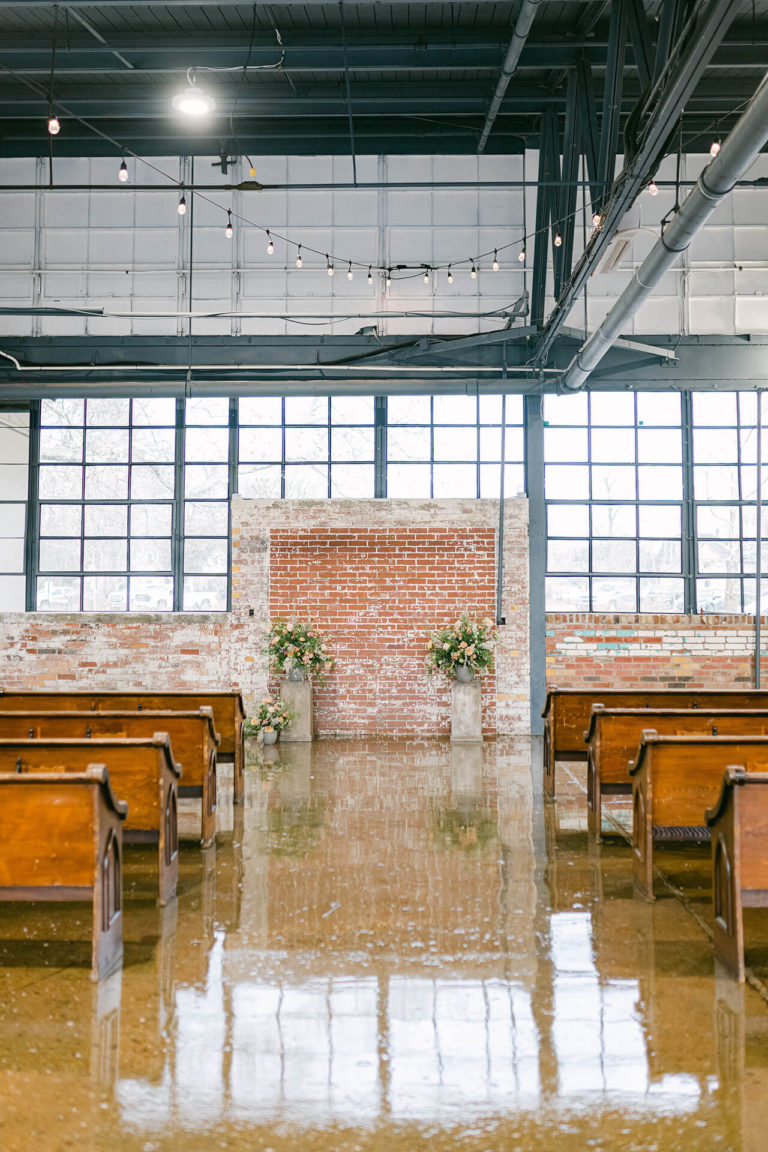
top-left (266, 231), bottom-right (274, 255)
top-left (177, 194), bottom-right (187, 216)
top-left (367, 266), bottom-right (372, 284)
top-left (296, 245), bottom-right (303, 268)
top-left (492, 250), bottom-right (499, 271)
top-left (345, 261), bottom-right (352, 280)
top-left (172, 69), bottom-right (215, 116)
top-left (710, 138), bottom-right (721, 157)
top-left (470, 263), bottom-right (477, 279)
top-left (225, 210), bottom-right (233, 239)
top-left (647, 180), bottom-right (659, 196)
top-left (554, 231), bottom-right (562, 248)
top-left (386, 269), bottom-right (392, 287)
top-left (47, 114), bottom-right (60, 136)
top-left (423, 267), bottom-right (430, 283)
top-left (592, 212), bottom-right (602, 228)
top-left (518, 247), bottom-right (526, 263)
top-left (326, 255), bottom-right (334, 276)
top-left (447, 265), bottom-right (453, 283)
top-left (118, 158), bottom-right (128, 183)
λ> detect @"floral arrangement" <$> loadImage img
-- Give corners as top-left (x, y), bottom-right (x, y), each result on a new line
top-left (426, 613), bottom-right (497, 679)
top-left (267, 617), bottom-right (334, 683)
top-left (243, 696), bottom-right (295, 738)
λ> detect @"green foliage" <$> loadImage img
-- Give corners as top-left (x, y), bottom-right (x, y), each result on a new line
top-left (267, 617), bottom-right (335, 684)
top-left (426, 612), bottom-right (497, 680)
top-left (243, 695), bottom-right (295, 736)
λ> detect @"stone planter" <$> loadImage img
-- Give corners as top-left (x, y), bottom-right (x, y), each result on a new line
top-left (455, 664), bottom-right (475, 684)
top-left (286, 667), bottom-right (306, 682)
top-left (261, 729), bottom-right (278, 745)
top-left (281, 675), bottom-right (313, 742)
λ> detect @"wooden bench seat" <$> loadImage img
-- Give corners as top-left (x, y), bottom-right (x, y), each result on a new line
top-left (706, 767), bottom-right (768, 981)
top-left (586, 707), bottom-right (768, 841)
top-left (542, 685), bottom-right (768, 799)
top-left (629, 732), bottom-right (768, 901)
top-left (0, 735), bottom-right (184, 900)
top-left (0, 690), bottom-right (245, 805)
top-left (0, 766), bottom-right (127, 980)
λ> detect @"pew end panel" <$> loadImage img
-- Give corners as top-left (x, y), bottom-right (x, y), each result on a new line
top-left (629, 736), bottom-right (656, 902)
top-left (0, 767), bottom-right (127, 981)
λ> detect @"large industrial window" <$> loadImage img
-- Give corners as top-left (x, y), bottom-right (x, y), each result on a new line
top-left (0, 408), bottom-right (29, 612)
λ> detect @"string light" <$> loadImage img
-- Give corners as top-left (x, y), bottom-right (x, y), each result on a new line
top-left (518, 247), bottom-right (525, 262)
top-left (266, 230), bottom-right (274, 254)
top-left (118, 157), bottom-right (128, 183)
top-left (47, 114), bottom-right (60, 136)
top-left (710, 138), bottom-right (721, 157)
top-left (423, 267), bottom-right (430, 283)
top-left (647, 180), bottom-right (659, 196)
top-left (386, 269), bottom-right (392, 287)
top-left (447, 265), bottom-right (453, 283)
top-left (554, 231), bottom-right (562, 248)
top-left (225, 210), bottom-right (233, 239)
top-left (470, 263), bottom-right (477, 279)
top-left (295, 245), bottom-right (302, 268)
top-left (592, 212), bottom-right (602, 228)
top-left (347, 261), bottom-right (353, 280)
top-left (326, 255), bottom-right (334, 276)
top-left (492, 250), bottom-right (499, 271)
top-left (367, 266), bottom-right (372, 284)
top-left (177, 193), bottom-right (186, 216)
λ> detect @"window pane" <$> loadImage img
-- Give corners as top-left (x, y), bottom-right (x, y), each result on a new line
top-left (284, 465), bottom-right (328, 498)
top-left (638, 466), bottom-right (682, 501)
top-left (86, 399), bottom-right (129, 426)
top-left (639, 505), bottom-right (681, 536)
top-left (40, 428), bottom-right (82, 463)
top-left (545, 465), bottom-right (589, 500)
top-left (186, 397), bottom-right (228, 425)
top-left (637, 429), bottom-right (682, 464)
top-left (85, 466), bottom-right (128, 500)
top-left (636, 392), bottom-right (681, 426)
top-left (238, 427), bottom-right (282, 462)
top-left (693, 392), bottom-right (737, 426)
top-left (697, 505), bottom-right (740, 538)
top-left (37, 576), bottom-right (80, 610)
top-left (479, 463), bottom-right (524, 498)
top-left (0, 502), bottom-right (25, 538)
top-left (185, 502), bottom-right (229, 536)
top-left (480, 426), bottom-right (524, 462)
top-left (239, 397), bottom-right (283, 425)
top-left (185, 464), bottom-right (229, 499)
top-left (548, 504), bottom-right (589, 536)
top-left (39, 539), bottom-right (81, 572)
top-left (693, 429), bottom-right (738, 464)
top-left (639, 577), bottom-right (684, 611)
top-left (130, 538), bottom-right (171, 571)
top-left (544, 428), bottom-right (588, 462)
top-left (433, 427), bottom-right (476, 462)
top-left (131, 465), bottom-right (175, 499)
top-left (639, 539), bottom-right (681, 572)
top-left (131, 398), bottom-right (176, 426)
top-left (590, 393), bottom-right (635, 425)
top-left (593, 540), bottom-right (636, 573)
top-left (183, 575), bottom-right (227, 611)
top-left (331, 464), bottom-right (375, 498)
top-left (0, 538), bottom-right (23, 573)
top-left (387, 464), bottom-right (431, 498)
top-left (591, 428), bottom-right (635, 463)
top-left (284, 397), bottom-right (328, 425)
top-left (184, 539), bottom-right (228, 573)
top-left (331, 397), bottom-right (374, 424)
top-left (432, 396), bottom-right (477, 424)
top-left (83, 539), bottom-right (127, 572)
top-left (591, 466), bottom-right (636, 500)
top-left (331, 427), bottom-right (375, 462)
top-left (237, 465), bottom-right (282, 499)
top-left (83, 575), bottom-right (127, 611)
top-left (592, 578), bottom-right (636, 611)
top-left (591, 505), bottom-right (636, 537)
top-left (130, 576), bottom-right (173, 611)
top-left (543, 393), bottom-right (588, 425)
top-left (698, 539), bottom-right (742, 574)
top-left (130, 503), bottom-right (172, 537)
top-left (388, 427), bottom-right (430, 462)
top-left (186, 427), bottom-right (230, 462)
top-left (284, 428), bottom-right (328, 463)
top-left (388, 396), bottom-right (430, 424)
top-left (83, 504), bottom-right (127, 537)
top-left (546, 576), bottom-right (589, 611)
top-left (86, 429), bottom-right (129, 464)
top-left (41, 399), bottom-right (83, 426)
top-left (433, 464), bottom-right (477, 497)
top-left (697, 577), bottom-right (742, 612)
top-left (40, 503), bottom-right (81, 536)
top-left (694, 466), bottom-right (740, 500)
top-left (548, 540), bottom-right (589, 572)
top-left (132, 428), bottom-right (176, 462)
top-left (39, 466), bottom-right (82, 498)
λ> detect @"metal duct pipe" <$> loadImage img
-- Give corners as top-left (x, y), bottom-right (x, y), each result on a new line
top-left (477, 0), bottom-right (543, 154)
top-left (561, 70), bottom-right (768, 391)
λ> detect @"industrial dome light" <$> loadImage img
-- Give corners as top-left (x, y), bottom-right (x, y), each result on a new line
top-left (172, 70), bottom-right (215, 116)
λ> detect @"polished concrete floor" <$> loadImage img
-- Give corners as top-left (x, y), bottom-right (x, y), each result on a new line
top-left (2, 737), bottom-right (768, 1151)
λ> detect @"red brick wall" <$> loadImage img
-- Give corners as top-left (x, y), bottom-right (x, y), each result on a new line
top-left (268, 526), bottom-right (497, 735)
top-left (546, 613), bottom-right (759, 688)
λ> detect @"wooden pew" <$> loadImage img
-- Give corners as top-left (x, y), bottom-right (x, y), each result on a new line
top-left (706, 767), bottom-right (768, 981)
top-left (587, 707), bottom-right (768, 841)
top-left (0, 766), bottom-right (127, 980)
top-left (0, 735), bottom-right (184, 899)
top-left (0, 690), bottom-right (245, 805)
top-left (0, 708), bottom-right (218, 841)
top-left (629, 732), bottom-right (768, 901)
top-left (542, 685), bottom-right (768, 799)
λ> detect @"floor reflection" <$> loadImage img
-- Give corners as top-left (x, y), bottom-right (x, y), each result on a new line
top-left (2, 737), bottom-right (768, 1149)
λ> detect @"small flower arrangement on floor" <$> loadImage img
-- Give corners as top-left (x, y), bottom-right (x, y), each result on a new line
top-left (426, 613), bottom-right (497, 679)
top-left (267, 616), bottom-right (334, 683)
top-left (243, 696), bottom-right (295, 739)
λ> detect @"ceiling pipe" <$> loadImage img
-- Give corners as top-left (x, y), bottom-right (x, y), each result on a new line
top-left (561, 70), bottom-right (768, 391)
top-left (477, 0), bottom-right (544, 154)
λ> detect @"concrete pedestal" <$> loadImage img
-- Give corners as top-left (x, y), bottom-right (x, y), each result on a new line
top-left (450, 679), bottom-right (482, 743)
top-left (281, 677), bottom-right (313, 742)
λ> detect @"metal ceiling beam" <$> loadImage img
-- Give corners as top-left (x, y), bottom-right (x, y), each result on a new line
top-left (532, 0), bottom-right (743, 367)
top-left (625, 0), bottom-right (653, 91)
top-left (596, 0), bottom-right (627, 208)
top-left (477, 0), bottom-right (544, 153)
top-left (554, 69), bottom-right (579, 297)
